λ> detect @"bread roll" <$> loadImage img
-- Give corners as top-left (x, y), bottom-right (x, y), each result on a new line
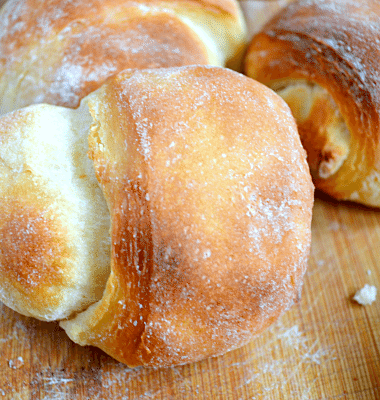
top-left (244, 0), bottom-right (380, 207)
top-left (0, 66), bottom-right (313, 367)
top-left (0, 0), bottom-right (246, 114)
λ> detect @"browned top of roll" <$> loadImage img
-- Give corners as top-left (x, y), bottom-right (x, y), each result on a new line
top-left (60, 65), bottom-right (313, 367)
top-left (245, 0), bottom-right (380, 200)
top-left (0, 0), bottom-right (246, 112)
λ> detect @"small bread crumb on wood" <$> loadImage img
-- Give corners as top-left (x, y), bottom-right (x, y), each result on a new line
top-left (353, 284), bottom-right (377, 305)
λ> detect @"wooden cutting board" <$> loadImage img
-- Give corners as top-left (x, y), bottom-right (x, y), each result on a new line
top-left (1, 193), bottom-right (379, 400)
top-left (0, 1), bottom-right (379, 399)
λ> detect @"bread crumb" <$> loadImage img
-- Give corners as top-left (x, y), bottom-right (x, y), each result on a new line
top-left (353, 284), bottom-right (377, 305)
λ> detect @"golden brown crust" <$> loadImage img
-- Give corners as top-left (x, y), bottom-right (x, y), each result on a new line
top-left (0, 0), bottom-right (246, 113)
top-left (0, 195), bottom-right (70, 315)
top-left (244, 0), bottom-right (380, 206)
top-left (60, 66), bottom-right (313, 367)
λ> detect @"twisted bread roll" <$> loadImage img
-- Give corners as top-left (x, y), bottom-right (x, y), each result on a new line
top-left (0, 0), bottom-right (246, 114)
top-left (0, 66), bottom-right (313, 367)
top-left (245, 0), bottom-right (380, 207)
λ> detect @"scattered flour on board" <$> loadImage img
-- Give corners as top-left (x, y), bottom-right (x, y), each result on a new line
top-left (0, 312), bottom-right (336, 400)
top-left (8, 357), bottom-right (24, 369)
top-left (241, 321), bottom-right (336, 400)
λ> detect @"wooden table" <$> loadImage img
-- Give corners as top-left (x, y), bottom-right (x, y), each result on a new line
top-left (1, 193), bottom-right (379, 400)
top-left (0, 1), bottom-right (379, 399)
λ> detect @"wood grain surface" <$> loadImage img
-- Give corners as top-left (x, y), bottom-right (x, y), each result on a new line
top-left (0, 1), bottom-right (379, 399)
top-left (1, 194), bottom-right (379, 400)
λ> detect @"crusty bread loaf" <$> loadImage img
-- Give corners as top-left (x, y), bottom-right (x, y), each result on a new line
top-left (244, 0), bottom-right (380, 207)
top-left (0, 65), bottom-right (313, 367)
top-left (0, 0), bottom-right (247, 114)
